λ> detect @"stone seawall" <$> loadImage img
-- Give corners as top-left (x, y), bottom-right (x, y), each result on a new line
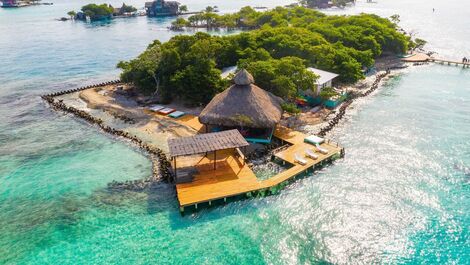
top-left (318, 70), bottom-right (391, 137)
top-left (41, 81), bottom-right (173, 188)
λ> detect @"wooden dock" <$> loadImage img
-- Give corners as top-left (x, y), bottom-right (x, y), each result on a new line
top-left (428, 58), bottom-right (470, 68)
top-left (170, 116), bottom-right (343, 212)
top-left (402, 53), bottom-right (470, 68)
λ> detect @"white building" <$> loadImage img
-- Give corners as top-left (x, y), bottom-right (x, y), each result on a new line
top-left (307, 67), bottom-right (339, 95)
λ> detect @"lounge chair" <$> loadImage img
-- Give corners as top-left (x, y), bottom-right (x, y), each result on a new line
top-left (149, 105), bottom-right (164, 112)
top-left (305, 149), bottom-right (318, 160)
top-left (169, 111), bottom-right (185, 118)
top-left (315, 144), bottom-right (328, 154)
top-left (158, 108), bottom-right (175, 115)
top-left (294, 153), bottom-right (307, 165)
top-left (304, 135), bottom-right (324, 145)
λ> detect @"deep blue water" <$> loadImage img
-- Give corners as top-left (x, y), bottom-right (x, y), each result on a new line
top-left (1, 0), bottom-right (469, 264)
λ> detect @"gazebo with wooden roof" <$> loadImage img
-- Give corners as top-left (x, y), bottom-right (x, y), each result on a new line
top-left (199, 69), bottom-right (284, 143)
top-left (168, 129), bottom-right (249, 183)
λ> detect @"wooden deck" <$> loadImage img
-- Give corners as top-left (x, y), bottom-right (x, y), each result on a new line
top-left (174, 125), bottom-right (343, 211)
top-left (175, 150), bottom-right (260, 207)
top-left (402, 53), bottom-right (470, 68)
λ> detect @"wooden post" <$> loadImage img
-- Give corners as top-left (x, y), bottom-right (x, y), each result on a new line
top-left (173, 157), bottom-right (177, 182)
top-left (213, 150), bottom-right (217, 170)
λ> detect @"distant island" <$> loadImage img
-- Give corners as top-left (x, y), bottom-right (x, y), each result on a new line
top-left (300, 0), bottom-right (355, 9)
top-left (63, 1), bottom-right (194, 21)
top-left (1, 0), bottom-right (52, 8)
top-left (66, 3), bottom-right (138, 21)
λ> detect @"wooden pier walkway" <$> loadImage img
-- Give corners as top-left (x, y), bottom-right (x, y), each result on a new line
top-left (170, 115), bottom-right (343, 212)
top-left (402, 53), bottom-right (470, 68)
top-left (428, 58), bottom-right (470, 68)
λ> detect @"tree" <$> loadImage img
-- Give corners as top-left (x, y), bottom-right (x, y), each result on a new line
top-left (118, 6), bottom-right (410, 104)
top-left (243, 57), bottom-right (318, 99)
top-left (67, 10), bottom-right (76, 20)
top-left (413, 38), bottom-right (427, 50)
top-left (171, 18), bottom-right (188, 30)
top-left (81, 3), bottom-right (114, 20)
top-left (117, 41), bottom-right (162, 95)
top-left (120, 3), bottom-right (137, 14)
top-left (204, 6), bottom-right (214, 13)
top-left (179, 5), bottom-right (188, 13)
top-left (390, 14), bottom-right (400, 25)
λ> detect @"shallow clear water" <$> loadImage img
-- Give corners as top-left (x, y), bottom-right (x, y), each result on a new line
top-left (1, 0), bottom-right (469, 264)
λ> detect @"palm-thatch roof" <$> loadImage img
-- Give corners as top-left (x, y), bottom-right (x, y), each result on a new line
top-left (199, 69), bottom-right (284, 128)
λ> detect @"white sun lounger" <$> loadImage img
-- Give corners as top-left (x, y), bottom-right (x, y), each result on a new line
top-left (305, 149), bottom-right (318, 160)
top-left (158, 108), bottom-right (175, 115)
top-left (315, 144), bottom-right (328, 154)
top-left (294, 153), bottom-right (307, 165)
top-left (149, 105), bottom-right (164, 112)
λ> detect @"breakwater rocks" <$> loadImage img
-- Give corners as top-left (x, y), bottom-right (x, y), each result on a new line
top-left (42, 80), bottom-right (121, 98)
top-left (318, 70), bottom-right (391, 137)
top-left (41, 82), bottom-right (173, 185)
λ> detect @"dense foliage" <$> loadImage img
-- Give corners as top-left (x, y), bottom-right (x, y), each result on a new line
top-left (81, 4), bottom-right (114, 20)
top-left (281, 102), bottom-right (301, 114)
top-left (119, 6), bottom-right (411, 105)
top-left (300, 0), bottom-right (355, 8)
top-left (118, 3), bottom-right (137, 14)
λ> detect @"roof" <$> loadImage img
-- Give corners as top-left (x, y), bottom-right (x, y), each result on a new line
top-left (199, 70), bottom-right (284, 128)
top-left (168, 129), bottom-right (249, 158)
top-left (307, 67), bottom-right (339, 85)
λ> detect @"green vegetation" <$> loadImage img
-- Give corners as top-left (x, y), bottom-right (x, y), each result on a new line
top-left (69, 3), bottom-right (137, 21)
top-left (242, 57), bottom-right (318, 99)
top-left (281, 103), bottom-right (301, 114)
top-left (81, 4), bottom-right (114, 20)
top-left (179, 5), bottom-right (188, 13)
top-left (118, 6), bottom-right (411, 106)
top-left (118, 3), bottom-right (137, 14)
top-left (300, 0), bottom-right (355, 8)
top-left (413, 38), bottom-right (427, 50)
top-left (67, 10), bottom-right (76, 20)
top-left (319, 87), bottom-right (339, 100)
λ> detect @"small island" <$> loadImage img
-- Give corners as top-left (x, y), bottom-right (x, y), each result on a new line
top-left (1, 0), bottom-right (51, 8)
top-left (45, 6), bottom-right (421, 212)
top-left (66, 3), bottom-right (138, 22)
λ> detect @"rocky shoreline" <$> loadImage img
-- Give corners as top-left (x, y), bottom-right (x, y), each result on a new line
top-left (317, 70), bottom-right (392, 137)
top-left (41, 81), bottom-right (174, 190)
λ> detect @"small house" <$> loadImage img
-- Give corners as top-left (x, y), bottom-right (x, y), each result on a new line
top-left (145, 0), bottom-right (179, 17)
top-left (307, 67), bottom-right (339, 96)
top-left (199, 70), bottom-right (284, 144)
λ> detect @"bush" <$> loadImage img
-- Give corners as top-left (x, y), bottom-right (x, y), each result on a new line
top-left (281, 102), bottom-right (301, 114)
top-left (319, 87), bottom-right (339, 100)
top-left (81, 4), bottom-right (113, 20)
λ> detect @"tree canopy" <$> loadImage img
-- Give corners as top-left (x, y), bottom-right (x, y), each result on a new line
top-left (81, 4), bottom-right (114, 20)
top-left (118, 6), bottom-right (411, 106)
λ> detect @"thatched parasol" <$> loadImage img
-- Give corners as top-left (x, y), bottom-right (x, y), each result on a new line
top-left (199, 69), bottom-right (283, 128)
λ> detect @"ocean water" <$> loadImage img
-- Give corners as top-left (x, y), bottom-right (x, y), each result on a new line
top-left (1, 0), bottom-right (469, 264)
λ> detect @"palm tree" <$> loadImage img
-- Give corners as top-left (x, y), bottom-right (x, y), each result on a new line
top-left (67, 10), bottom-right (76, 20)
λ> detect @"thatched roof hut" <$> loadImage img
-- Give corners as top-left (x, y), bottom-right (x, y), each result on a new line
top-left (199, 69), bottom-right (283, 128)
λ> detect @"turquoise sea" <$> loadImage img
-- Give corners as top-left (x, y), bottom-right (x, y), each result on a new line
top-left (1, 0), bottom-right (469, 264)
